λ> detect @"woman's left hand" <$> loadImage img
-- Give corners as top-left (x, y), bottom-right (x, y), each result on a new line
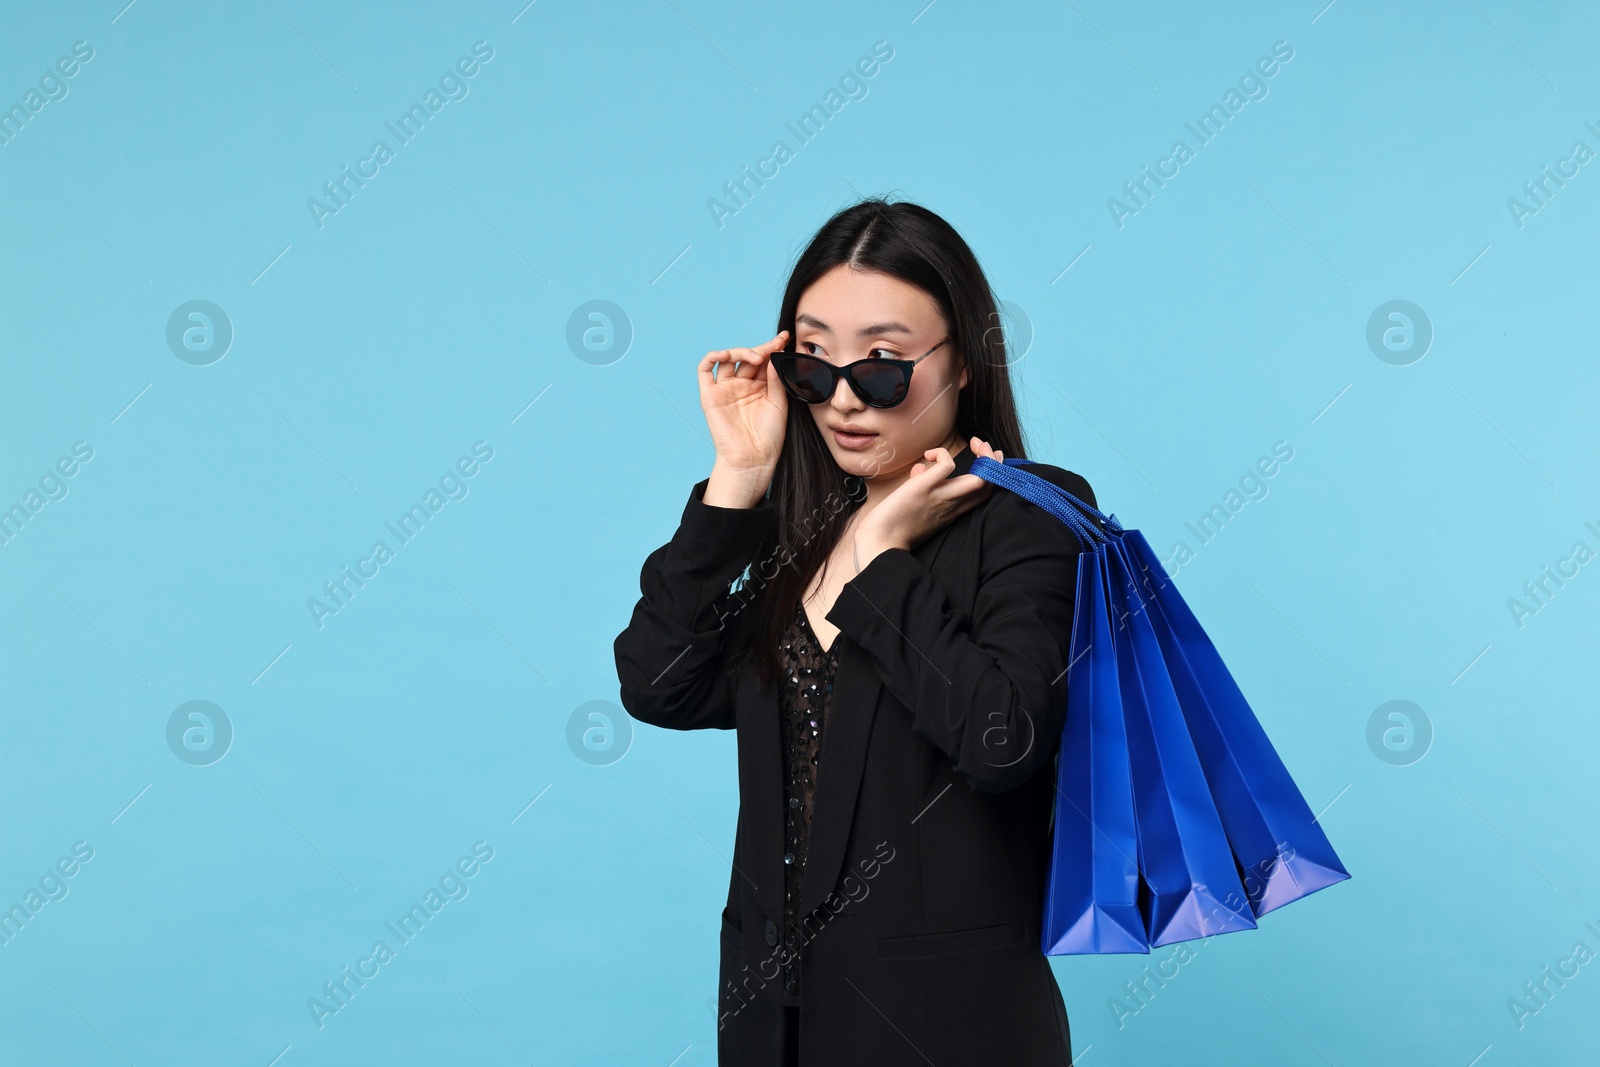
top-left (852, 437), bottom-right (1002, 569)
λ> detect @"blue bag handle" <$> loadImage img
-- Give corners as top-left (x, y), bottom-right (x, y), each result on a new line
top-left (968, 455), bottom-right (1121, 549)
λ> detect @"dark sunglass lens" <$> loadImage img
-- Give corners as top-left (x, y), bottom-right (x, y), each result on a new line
top-left (852, 362), bottom-right (909, 406)
top-left (780, 354), bottom-right (833, 402)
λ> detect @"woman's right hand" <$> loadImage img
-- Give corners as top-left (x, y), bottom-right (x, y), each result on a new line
top-left (698, 330), bottom-right (790, 506)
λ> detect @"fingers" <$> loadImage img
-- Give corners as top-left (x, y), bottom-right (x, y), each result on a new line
top-left (728, 329), bottom-right (789, 365)
top-left (927, 439), bottom-right (998, 501)
top-left (919, 447), bottom-right (980, 500)
top-left (699, 330), bottom-right (790, 384)
top-left (910, 437), bottom-right (1003, 489)
top-left (741, 329), bottom-right (790, 380)
top-left (764, 351), bottom-right (787, 402)
top-left (908, 448), bottom-right (949, 485)
top-left (710, 335), bottom-right (790, 385)
top-left (969, 436), bottom-right (1003, 463)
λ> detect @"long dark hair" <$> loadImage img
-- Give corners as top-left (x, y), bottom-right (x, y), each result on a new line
top-left (724, 197), bottom-right (1029, 689)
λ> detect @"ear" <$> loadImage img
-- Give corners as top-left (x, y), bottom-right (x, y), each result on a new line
top-left (958, 357), bottom-right (969, 390)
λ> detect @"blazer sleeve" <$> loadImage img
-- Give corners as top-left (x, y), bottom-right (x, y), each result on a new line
top-left (613, 476), bottom-right (775, 732)
top-left (824, 466), bottom-right (1097, 793)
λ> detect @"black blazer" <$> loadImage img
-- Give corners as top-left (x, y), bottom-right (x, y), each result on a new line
top-left (614, 446), bottom-right (1097, 1066)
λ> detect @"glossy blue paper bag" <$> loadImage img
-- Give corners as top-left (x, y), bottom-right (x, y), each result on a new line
top-left (968, 455), bottom-right (1350, 955)
top-left (1118, 529), bottom-right (1351, 916)
top-left (1103, 538), bottom-right (1258, 946)
top-left (1040, 539), bottom-right (1147, 954)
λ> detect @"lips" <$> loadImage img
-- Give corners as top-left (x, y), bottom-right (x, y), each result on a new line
top-left (831, 426), bottom-right (878, 451)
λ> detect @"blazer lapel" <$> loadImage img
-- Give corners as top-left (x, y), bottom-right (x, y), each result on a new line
top-left (796, 445), bottom-right (980, 915)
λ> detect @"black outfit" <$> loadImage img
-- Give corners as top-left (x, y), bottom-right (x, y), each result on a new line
top-left (614, 447), bottom-right (1097, 1066)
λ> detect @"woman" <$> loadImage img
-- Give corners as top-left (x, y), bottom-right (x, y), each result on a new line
top-left (613, 198), bottom-right (1097, 1065)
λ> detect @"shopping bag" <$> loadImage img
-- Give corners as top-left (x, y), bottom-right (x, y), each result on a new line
top-left (1119, 528), bottom-right (1352, 917)
top-left (1039, 538), bottom-right (1147, 954)
top-left (1103, 537), bottom-right (1258, 946)
top-left (968, 456), bottom-right (1350, 955)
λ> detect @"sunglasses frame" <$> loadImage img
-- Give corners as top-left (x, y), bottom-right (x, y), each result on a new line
top-left (771, 337), bottom-right (950, 409)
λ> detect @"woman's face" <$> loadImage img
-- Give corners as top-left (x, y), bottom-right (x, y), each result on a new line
top-left (792, 265), bottom-right (969, 482)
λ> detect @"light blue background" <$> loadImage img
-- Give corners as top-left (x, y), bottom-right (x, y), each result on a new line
top-left (2, 0), bottom-right (1597, 1063)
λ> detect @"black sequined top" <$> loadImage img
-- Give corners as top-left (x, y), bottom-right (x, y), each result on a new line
top-left (779, 599), bottom-right (839, 1006)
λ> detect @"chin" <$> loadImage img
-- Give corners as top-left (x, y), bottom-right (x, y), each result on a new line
top-left (838, 447), bottom-right (903, 480)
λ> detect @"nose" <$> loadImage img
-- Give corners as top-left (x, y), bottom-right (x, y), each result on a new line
top-left (829, 372), bottom-right (864, 412)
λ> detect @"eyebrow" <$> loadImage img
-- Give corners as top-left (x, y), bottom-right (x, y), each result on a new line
top-left (794, 313), bottom-right (915, 338)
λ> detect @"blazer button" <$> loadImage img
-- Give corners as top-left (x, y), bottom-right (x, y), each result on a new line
top-left (764, 918), bottom-right (778, 946)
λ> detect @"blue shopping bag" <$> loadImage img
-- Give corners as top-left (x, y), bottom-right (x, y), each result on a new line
top-left (1104, 538), bottom-right (1258, 947)
top-left (968, 456), bottom-right (1350, 955)
top-left (1118, 528), bottom-right (1352, 917)
top-left (1040, 539), bottom-right (1147, 954)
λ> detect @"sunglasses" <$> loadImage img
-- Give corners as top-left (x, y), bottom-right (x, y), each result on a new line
top-left (772, 338), bottom-right (950, 409)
